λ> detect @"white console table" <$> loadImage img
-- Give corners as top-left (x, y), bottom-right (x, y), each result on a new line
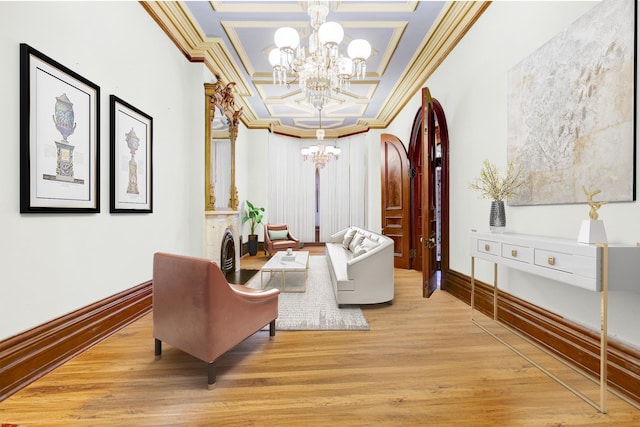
top-left (469, 230), bottom-right (640, 413)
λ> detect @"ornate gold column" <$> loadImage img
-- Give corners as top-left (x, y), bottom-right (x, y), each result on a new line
top-left (204, 80), bottom-right (243, 211)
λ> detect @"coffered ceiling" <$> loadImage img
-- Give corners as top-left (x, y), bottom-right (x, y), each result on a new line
top-left (142, 1), bottom-right (489, 138)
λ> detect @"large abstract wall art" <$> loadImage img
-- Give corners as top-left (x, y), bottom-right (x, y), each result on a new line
top-left (507, 0), bottom-right (635, 206)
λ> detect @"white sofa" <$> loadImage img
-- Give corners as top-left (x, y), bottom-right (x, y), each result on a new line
top-left (325, 226), bottom-right (394, 306)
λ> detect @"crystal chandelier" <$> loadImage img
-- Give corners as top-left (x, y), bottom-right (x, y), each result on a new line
top-left (301, 109), bottom-right (341, 169)
top-left (268, 0), bottom-right (371, 110)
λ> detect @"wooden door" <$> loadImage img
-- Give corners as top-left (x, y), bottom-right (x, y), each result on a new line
top-left (409, 109), bottom-right (423, 271)
top-left (433, 97), bottom-right (450, 291)
top-left (422, 88), bottom-right (439, 297)
top-left (381, 133), bottom-right (410, 269)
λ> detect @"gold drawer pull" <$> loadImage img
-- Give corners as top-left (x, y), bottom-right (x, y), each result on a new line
top-left (484, 244), bottom-right (490, 251)
top-left (548, 256), bottom-right (555, 266)
top-left (511, 249), bottom-right (517, 257)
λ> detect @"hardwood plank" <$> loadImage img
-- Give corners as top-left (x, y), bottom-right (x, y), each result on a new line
top-left (0, 282), bottom-right (152, 402)
top-left (447, 268), bottom-right (640, 405)
top-left (1, 247), bottom-right (639, 425)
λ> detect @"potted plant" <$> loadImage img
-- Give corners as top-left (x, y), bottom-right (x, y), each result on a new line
top-left (469, 160), bottom-right (524, 233)
top-left (242, 200), bottom-right (265, 256)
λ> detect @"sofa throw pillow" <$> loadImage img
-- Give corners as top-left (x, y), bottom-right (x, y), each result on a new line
top-left (353, 245), bottom-right (367, 257)
top-left (349, 234), bottom-right (365, 252)
top-left (342, 228), bottom-right (357, 249)
top-left (353, 238), bottom-right (379, 258)
top-left (268, 229), bottom-right (289, 240)
top-left (361, 237), bottom-right (379, 252)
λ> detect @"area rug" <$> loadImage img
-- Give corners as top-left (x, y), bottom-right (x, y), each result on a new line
top-left (246, 255), bottom-right (369, 331)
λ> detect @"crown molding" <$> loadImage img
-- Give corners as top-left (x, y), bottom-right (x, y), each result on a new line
top-left (140, 1), bottom-right (260, 126)
top-left (376, 1), bottom-right (491, 126)
top-left (270, 123), bottom-right (370, 140)
top-left (141, 0), bottom-right (490, 138)
top-left (140, 1), bottom-right (210, 61)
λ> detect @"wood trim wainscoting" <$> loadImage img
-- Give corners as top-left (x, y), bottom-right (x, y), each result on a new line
top-left (2, 255), bottom-right (640, 424)
top-left (0, 281), bottom-right (152, 402)
top-left (445, 269), bottom-right (640, 407)
top-left (1, 268), bottom-right (638, 411)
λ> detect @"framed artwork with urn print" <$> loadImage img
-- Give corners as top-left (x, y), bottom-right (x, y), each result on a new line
top-left (20, 43), bottom-right (100, 213)
top-left (109, 95), bottom-right (153, 213)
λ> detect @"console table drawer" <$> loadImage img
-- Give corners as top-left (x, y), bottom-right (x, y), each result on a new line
top-left (502, 244), bottom-right (533, 264)
top-left (477, 239), bottom-right (500, 256)
top-left (533, 248), bottom-right (593, 276)
top-left (469, 231), bottom-right (640, 289)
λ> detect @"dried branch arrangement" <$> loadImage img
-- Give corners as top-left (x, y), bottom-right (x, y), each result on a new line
top-left (469, 160), bottom-right (525, 201)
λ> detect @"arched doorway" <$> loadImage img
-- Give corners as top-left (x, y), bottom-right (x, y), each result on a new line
top-left (380, 134), bottom-right (411, 269)
top-left (411, 93), bottom-right (450, 295)
top-left (379, 90), bottom-right (450, 297)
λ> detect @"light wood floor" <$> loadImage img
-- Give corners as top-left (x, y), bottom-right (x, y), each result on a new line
top-left (1, 246), bottom-right (639, 426)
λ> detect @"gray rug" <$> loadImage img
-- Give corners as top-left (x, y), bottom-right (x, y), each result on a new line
top-left (246, 255), bottom-right (370, 331)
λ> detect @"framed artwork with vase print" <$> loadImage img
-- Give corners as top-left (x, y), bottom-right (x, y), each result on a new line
top-left (20, 43), bottom-right (100, 213)
top-left (109, 95), bottom-right (153, 213)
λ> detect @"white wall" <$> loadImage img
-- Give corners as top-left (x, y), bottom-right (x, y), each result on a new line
top-left (236, 126), bottom-right (269, 242)
top-left (5, 1), bottom-right (637, 350)
top-left (363, 129), bottom-right (385, 232)
top-left (0, 2), bottom-right (204, 340)
top-left (387, 1), bottom-right (640, 348)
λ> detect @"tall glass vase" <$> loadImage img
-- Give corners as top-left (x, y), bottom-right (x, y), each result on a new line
top-left (489, 200), bottom-right (506, 233)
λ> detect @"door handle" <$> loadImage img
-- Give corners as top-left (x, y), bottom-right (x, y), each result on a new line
top-left (424, 232), bottom-right (436, 249)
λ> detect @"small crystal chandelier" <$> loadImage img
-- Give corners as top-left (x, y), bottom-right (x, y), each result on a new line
top-left (268, 0), bottom-right (371, 110)
top-left (301, 109), bottom-right (341, 169)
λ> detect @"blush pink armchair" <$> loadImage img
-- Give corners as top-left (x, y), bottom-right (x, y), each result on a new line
top-left (153, 252), bottom-right (279, 388)
top-left (264, 223), bottom-right (300, 256)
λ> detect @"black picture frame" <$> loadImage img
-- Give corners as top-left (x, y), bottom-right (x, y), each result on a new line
top-left (20, 43), bottom-right (100, 213)
top-left (110, 95), bottom-right (153, 213)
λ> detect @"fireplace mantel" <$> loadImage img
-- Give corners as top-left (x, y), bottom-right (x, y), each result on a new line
top-left (205, 210), bottom-right (241, 272)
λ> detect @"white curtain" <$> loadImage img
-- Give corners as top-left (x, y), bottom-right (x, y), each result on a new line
top-left (268, 134), bottom-right (317, 242)
top-left (268, 133), bottom-right (367, 243)
top-left (318, 135), bottom-right (367, 241)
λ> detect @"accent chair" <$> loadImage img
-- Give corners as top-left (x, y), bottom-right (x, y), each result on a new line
top-left (264, 223), bottom-right (300, 256)
top-left (152, 252), bottom-right (279, 388)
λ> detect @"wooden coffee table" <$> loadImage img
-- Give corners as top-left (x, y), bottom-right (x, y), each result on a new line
top-left (260, 251), bottom-right (309, 292)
